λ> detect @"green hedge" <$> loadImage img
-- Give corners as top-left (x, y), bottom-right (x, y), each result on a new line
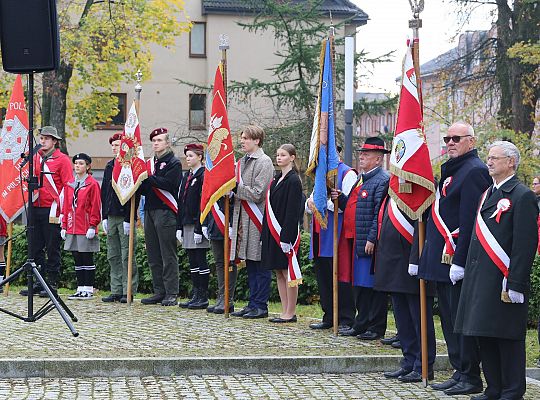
top-left (6, 225), bottom-right (319, 304)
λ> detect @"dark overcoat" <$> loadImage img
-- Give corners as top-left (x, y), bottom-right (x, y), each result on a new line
top-left (417, 149), bottom-right (491, 282)
top-left (177, 166), bottom-right (205, 234)
top-left (261, 170), bottom-right (303, 270)
top-left (455, 177), bottom-right (538, 340)
top-left (373, 196), bottom-right (435, 296)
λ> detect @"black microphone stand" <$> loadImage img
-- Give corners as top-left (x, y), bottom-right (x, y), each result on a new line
top-left (0, 72), bottom-right (78, 337)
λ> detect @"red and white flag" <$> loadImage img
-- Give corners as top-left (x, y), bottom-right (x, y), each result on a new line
top-left (0, 75), bottom-right (30, 222)
top-left (389, 40), bottom-right (435, 219)
top-left (112, 101), bottom-right (148, 205)
top-left (200, 65), bottom-right (236, 223)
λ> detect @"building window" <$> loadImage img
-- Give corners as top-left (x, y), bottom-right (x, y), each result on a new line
top-left (189, 94), bottom-right (206, 130)
top-left (96, 93), bottom-right (127, 130)
top-left (190, 22), bottom-right (206, 58)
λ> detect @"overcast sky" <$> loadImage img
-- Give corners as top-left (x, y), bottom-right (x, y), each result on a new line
top-left (352, 0), bottom-right (497, 93)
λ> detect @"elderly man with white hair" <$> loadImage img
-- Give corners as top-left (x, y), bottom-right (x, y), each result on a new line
top-left (455, 141), bottom-right (538, 400)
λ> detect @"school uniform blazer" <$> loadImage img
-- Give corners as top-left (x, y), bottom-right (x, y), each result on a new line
top-left (177, 166), bottom-right (205, 234)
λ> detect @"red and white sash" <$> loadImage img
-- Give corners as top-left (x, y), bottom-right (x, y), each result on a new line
top-left (148, 157), bottom-right (178, 213)
top-left (236, 161), bottom-right (263, 232)
top-left (474, 189), bottom-right (510, 279)
top-left (265, 187), bottom-right (302, 286)
top-left (388, 198), bottom-right (414, 244)
top-left (431, 188), bottom-right (459, 264)
top-left (36, 153), bottom-right (64, 224)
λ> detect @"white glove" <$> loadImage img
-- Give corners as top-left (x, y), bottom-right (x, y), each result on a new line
top-left (102, 219), bottom-right (108, 234)
top-left (86, 228), bottom-right (96, 239)
top-left (176, 230), bottom-right (183, 244)
top-left (508, 289), bottom-right (524, 304)
top-left (228, 227), bottom-right (233, 238)
top-left (449, 264), bottom-right (465, 285)
top-left (408, 264), bottom-right (418, 276)
top-left (60, 229), bottom-right (66, 240)
top-left (123, 222), bottom-right (130, 236)
top-left (202, 226), bottom-right (209, 240)
top-left (280, 242), bottom-right (292, 253)
top-left (194, 233), bottom-right (203, 244)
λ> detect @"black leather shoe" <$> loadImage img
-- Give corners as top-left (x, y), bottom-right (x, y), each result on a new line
top-left (269, 315), bottom-right (297, 323)
top-left (102, 294), bottom-right (122, 303)
top-left (207, 304), bottom-right (216, 313)
top-left (19, 284), bottom-right (42, 296)
top-left (443, 382), bottom-right (482, 396)
top-left (380, 334), bottom-right (399, 345)
top-left (141, 294), bottom-right (165, 305)
top-left (340, 327), bottom-right (361, 337)
top-left (231, 307), bottom-right (253, 317)
top-left (243, 308), bottom-right (268, 319)
top-left (398, 370), bottom-right (434, 383)
top-left (120, 295), bottom-right (133, 303)
top-left (161, 295), bottom-right (178, 306)
top-left (430, 378), bottom-right (458, 391)
top-left (214, 305), bottom-right (234, 314)
top-left (391, 340), bottom-right (402, 349)
top-left (470, 394), bottom-right (495, 400)
top-left (357, 330), bottom-right (382, 340)
top-left (383, 368), bottom-right (411, 379)
top-left (179, 288), bottom-right (199, 309)
top-left (309, 321), bottom-right (332, 330)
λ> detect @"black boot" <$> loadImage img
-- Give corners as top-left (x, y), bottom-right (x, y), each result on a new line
top-left (179, 287), bottom-right (199, 308)
top-left (188, 288), bottom-right (209, 310)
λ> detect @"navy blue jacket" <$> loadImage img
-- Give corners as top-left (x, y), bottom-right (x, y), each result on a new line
top-left (416, 149), bottom-right (490, 282)
top-left (338, 166), bottom-right (389, 257)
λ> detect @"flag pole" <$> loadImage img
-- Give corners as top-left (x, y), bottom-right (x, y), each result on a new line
top-left (126, 69), bottom-right (143, 306)
top-left (219, 34), bottom-right (231, 318)
top-left (328, 25), bottom-right (339, 337)
top-left (408, 0), bottom-right (428, 387)
top-left (3, 223), bottom-right (13, 296)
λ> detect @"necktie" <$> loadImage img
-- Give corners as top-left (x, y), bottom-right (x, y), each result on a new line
top-left (183, 172), bottom-right (193, 202)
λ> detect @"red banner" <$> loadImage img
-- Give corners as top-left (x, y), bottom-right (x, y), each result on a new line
top-left (0, 75), bottom-right (30, 222)
top-left (388, 40), bottom-right (435, 219)
top-left (200, 65), bottom-right (236, 223)
top-left (112, 101), bottom-right (147, 205)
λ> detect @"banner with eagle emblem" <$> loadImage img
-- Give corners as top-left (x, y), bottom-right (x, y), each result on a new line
top-left (112, 101), bottom-right (148, 205)
top-left (0, 75), bottom-right (30, 222)
top-left (389, 40), bottom-right (435, 219)
top-left (200, 65), bottom-right (236, 223)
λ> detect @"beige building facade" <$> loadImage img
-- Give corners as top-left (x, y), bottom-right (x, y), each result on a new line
top-left (67, 0), bottom-right (368, 173)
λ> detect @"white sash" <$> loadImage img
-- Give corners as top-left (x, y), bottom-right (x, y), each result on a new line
top-left (148, 157), bottom-right (178, 213)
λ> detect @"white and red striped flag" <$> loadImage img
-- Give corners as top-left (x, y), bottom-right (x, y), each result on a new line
top-left (389, 40), bottom-right (435, 219)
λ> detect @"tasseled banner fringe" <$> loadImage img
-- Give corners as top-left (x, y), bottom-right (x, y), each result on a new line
top-left (388, 190), bottom-right (435, 220)
top-left (441, 253), bottom-right (453, 265)
top-left (288, 278), bottom-right (303, 288)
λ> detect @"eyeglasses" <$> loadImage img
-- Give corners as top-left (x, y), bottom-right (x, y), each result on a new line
top-left (443, 135), bottom-right (472, 144)
top-left (486, 155), bottom-right (509, 162)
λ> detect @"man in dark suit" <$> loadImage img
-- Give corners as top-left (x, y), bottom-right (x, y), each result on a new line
top-left (455, 141), bottom-right (538, 400)
top-left (411, 122), bottom-right (490, 395)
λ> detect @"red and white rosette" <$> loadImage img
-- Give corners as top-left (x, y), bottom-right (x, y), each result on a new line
top-left (490, 198), bottom-right (511, 223)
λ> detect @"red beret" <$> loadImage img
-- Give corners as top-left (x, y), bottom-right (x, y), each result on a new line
top-left (109, 132), bottom-right (122, 144)
top-left (149, 127), bottom-right (168, 140)
top-left (184, 143), bottom-right (204, 155)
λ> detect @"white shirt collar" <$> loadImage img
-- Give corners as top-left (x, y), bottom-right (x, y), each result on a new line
top-left (493, 174), bottom-right (514, 190)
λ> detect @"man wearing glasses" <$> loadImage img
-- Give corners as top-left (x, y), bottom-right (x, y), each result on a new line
top-left (410, 122), bottom-right (490, 395)
top-left (455, 141), bottom-right (538, 400)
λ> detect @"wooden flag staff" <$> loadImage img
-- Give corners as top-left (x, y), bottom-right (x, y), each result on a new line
top-left (126, 69), bottom-right (143, 306)
top-left (219, 34), bottom-right (232, 318)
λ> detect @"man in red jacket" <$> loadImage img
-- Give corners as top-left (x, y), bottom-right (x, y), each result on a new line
top-left (20, 126), bottom-right (72, 296)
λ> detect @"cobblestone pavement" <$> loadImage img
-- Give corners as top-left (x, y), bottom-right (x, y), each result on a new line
top-left (0, 295), bottom-right (447, 358)
top-left (0, 374), bottom-right (539, 400)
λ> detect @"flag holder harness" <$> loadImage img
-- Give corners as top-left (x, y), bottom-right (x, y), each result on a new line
top-left (0, 73), bottom-right (79, 337)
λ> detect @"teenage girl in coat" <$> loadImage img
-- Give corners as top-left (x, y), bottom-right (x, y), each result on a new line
top-left (61, 153), bottom-right (101, 299)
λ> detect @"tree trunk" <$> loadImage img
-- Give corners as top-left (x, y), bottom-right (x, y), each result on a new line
top-left (41, 61), bottom-right (73, 154)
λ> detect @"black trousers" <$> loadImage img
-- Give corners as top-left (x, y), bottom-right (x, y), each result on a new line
top-left (31, 207), bottom-right (62, 275)
top-left (437, 281), bottom-right (482, 386)
top-left (478, 336), bottom-right (526, 399)
top-left (314, 256), bottom-right (355, 327)
top-left (352, 286), bottom-right (388, 336)
top-left (392, 293), bottom-right (436, 373)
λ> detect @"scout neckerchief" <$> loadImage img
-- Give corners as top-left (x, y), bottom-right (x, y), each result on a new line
top-left (36, 150), bottom-right (64, 223)
top-left (147, 156), bottom-right (178, 213)
top-left (431, 187), bottom-right (459, 264)
top-left (265, 180), bottom-right (301, 286)
top-left (236, 157), bottom-right (263, 232)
